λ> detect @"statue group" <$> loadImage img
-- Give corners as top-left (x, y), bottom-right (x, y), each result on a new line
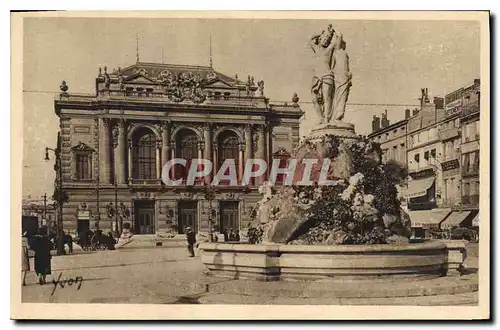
top-left (309, 24), bottom-right (352, 125)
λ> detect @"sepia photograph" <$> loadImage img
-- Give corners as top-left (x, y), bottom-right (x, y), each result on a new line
top-left (10, 11), bottom-right (490, 320)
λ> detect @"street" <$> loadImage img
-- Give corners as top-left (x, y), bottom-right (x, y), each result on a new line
top-left (21, 242), bottom-right (479, 305)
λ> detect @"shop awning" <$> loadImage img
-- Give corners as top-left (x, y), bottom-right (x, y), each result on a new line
top-left (440, 211), bottom-right (472, 230)
top-left (472, 212), bottom-right (480, 227)
top-left (408, 209), bottom-right (451, 228)
top-left (405, 177), bottom-right (435, 198)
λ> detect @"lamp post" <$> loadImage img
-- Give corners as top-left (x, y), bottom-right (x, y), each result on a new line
top-left (42, 193), bottom-right (47, 224)
top-left (45, 143), bottom-right (65, 256)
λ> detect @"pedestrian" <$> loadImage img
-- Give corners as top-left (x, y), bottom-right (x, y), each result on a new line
top-left (229, 228), bottom-right (237, 241)
top-left (63, 231), bottom-right (73, 254)
top-left (21, 231), bottom-right (30, 286)
top-left (186, 227), bottom-right (196, 257)
top-left (30, 226), bottom-right (52, 285)
top-left (234, 229), bottom-right (240, 242)
top-left (223, 229), bottom-right (229, 242)
top-left (105, 232), bottom-right (117, 250)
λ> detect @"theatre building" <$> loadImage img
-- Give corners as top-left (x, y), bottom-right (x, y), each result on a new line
top-left (54, 61), bottom-right (302, 236)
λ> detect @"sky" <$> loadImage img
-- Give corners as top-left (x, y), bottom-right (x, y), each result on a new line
top-left (22, 17), bottom-right (480, 199)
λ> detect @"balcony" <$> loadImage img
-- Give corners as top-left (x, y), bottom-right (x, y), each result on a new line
top-left (462, 104), bottom-right (480, 117)
top-left (97, 89), bottom-right (268, 108)
top-left (129, 178), bottom-right (162, 186)
top-left (462, 195), bottom-right (479, 208)
top-left (438, 127), bottom-right (460, 141)
top-left (462, 164), bottom-right (480, 177)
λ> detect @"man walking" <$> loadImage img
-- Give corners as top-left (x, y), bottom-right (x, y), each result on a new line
top-left (186, 227), bottom-right (196, 257)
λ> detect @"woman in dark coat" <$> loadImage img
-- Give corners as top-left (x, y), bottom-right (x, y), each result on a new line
top-left (31, 226), bottom-right (52, 285)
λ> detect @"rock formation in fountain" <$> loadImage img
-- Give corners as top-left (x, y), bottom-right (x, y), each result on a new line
top-left (247, 25), bottom-right (411, 246)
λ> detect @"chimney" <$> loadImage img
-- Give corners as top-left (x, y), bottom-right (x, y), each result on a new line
top-left (405, 109), bottom-right (411, 119)
top-left (419, 88), bottom-right (430, 109)
top-left (474, 78), bottom-right (480, 86)
top-left (372, 115), bottom-right (381, 132)
top-left (381, 110), bottom-right (390, 128)
top-left (433, 97), bottom-right (444, 110)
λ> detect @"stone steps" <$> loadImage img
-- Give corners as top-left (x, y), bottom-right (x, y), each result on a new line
top-left (192, 273), bottom-right (478, 299)
top-left (196, 291), bottom-right (478, 305)
top-left (116, 235), bottom-right (187, 249)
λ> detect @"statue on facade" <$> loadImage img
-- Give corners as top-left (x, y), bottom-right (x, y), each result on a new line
top-left (257, 80), bottom-right (265, 96)
top-left (111, 125), bottom-right (119, 148)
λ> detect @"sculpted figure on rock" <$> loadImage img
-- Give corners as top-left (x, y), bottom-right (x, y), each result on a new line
top-left (309, 25), bottom-right (352, 124)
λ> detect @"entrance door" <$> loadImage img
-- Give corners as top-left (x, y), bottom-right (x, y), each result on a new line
top-left (76, 220), bottom-right (90, 237)
top-left (178, 201), bottom-right (198, 234)
top-left (134, 200), bottom-right (155, 234)
top-left (220, 201), bottom-right (239, 232)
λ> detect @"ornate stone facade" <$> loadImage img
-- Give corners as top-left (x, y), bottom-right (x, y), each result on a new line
top-left (54, 61), bottom-right (303, 236)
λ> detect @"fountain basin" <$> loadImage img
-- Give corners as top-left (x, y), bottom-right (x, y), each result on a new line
top-left (199, 241), bottom-right (467, 281)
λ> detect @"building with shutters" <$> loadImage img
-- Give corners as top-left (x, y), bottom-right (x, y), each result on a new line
top-left (368, 81), bottom-right (481, 233)
top-left (54, 61), bottom-right (303, 237)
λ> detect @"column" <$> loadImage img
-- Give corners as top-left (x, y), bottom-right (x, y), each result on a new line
top-left (170, 141), bottom-right (176, 179)
top-left (238, 144), bottom-right (244, 183)
top-left (266, 124), bottom-right (272, 181)
top-left (203, 124), bottom-right (212, 183)
top-left (255, 125), bottom-right (266, 185)
top-left (244, 125), bottom-right (252, 185)
top-left (114, 119), bottom-right (127, 184)
top-left (244, 124), bottom-right (252, 164)
top-left (127, 138), bottom-right (133, 183)
top-left (198, 142), bottom-right (204, 184)
top-left (99, 118), bottom-right (111, 184)
top-left (156, 140), bottom-right (162, 180)
top-left (161, 121), bottom-right (171, 167)
top-left (212, 142), bottom-right (218, 176)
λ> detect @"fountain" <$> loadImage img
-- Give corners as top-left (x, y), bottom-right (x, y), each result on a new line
top-left (198, 25), bottom-right (467, 281)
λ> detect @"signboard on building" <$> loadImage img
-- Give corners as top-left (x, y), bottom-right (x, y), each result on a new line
top-left (441, 159), bottom-right (460, 172)
top-left (77, 210), bottom-right (90, 220)
top-left (445, 99), bottom-right (462, 117)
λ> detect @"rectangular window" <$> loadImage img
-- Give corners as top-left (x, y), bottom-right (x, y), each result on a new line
top-left (414, 153), bottom-right (420, 163)
top-left (76, 154), bottom-right (90, 180)
top-left (424, 151), bottom-right (429, 160)
top-left (178, 201), bottom-right (198, 234)
top-left (450, 178), bottom-right (455, 202)
top-left (463, 183), bottom-right (470, 197)
top-left (462, 153), bottom-right (470, 173)
top-left (470, 180), bottom-right (478, 196)
top-left (443, 179), bottom-right (448, 202)
top-left (430, 149), bottom-right (436, 158)
top-left (274, 156), bottom-right (291, 185)
top-left (219, 201), bottom-right (240, 233)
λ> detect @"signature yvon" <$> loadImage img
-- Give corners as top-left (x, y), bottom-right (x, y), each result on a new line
top-left (51, 273), bottom-right (83, 296)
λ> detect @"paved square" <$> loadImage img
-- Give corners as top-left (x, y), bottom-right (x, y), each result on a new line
top-left (21, 243), bottom-right (479, 305)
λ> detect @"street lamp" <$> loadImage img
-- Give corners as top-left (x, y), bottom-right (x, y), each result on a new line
top-left (44, 142), bottom-right (65, 256)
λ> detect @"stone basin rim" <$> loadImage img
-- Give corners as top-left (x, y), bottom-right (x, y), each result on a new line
top-left (198, 240), bottom-right (465, 253)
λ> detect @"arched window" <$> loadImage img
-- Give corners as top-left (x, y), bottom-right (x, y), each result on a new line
top-left (273, 148), bottom-right (291, 185)
top-left (132, 128), bottom-right (157, 180)
top-left (175, 129), bottom-right (199, 181)
top-left (217, 131), bottom-right (240, 185)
